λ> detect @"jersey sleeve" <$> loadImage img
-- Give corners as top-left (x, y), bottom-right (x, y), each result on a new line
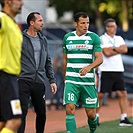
top-left (100, 35), bottom-right (108, 48)
top-left (0, 12), bottom-right (3, 30)
top-left (93, 33), bottom-right (102, 52)
top-left (0, 12), bottom-right (6, 32)
top-left (63, 34), bottom-right (68, 54)
top-left (118, 36), bottom-right (126, 46)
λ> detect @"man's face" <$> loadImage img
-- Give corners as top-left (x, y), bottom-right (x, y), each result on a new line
top-left (74, 16), bottom-right (89, 36)
top-left (106, 22), bottom-right (117, 35)
top-left (10, 0), bottom-right (24, 14)
top-left (32, 14), bottom-right (44, 32)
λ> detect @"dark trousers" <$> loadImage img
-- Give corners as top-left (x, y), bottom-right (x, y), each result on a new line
top-left (17, 79), bottom-right (46, 133)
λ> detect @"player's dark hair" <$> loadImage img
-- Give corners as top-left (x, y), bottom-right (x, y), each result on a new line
top-left (104, 18), bottom-right (116, 27)
top-left (27, 12), bottom-right (40, 27)
top-left (0, 0), bottom-right (4, 8)
top-left (74, 12), bottom-right (88, 22)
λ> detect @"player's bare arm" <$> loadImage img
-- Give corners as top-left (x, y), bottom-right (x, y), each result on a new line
top-left (114, 44), bottom-right (128, 54)
top-left (63, 53), bottom-right (67, 78)
top-left (103, 47), bottom-right (119, 57)
top-left (103, 44), bottom-right (127, 57)
top-left (79, 52), bottom-right (103, 76)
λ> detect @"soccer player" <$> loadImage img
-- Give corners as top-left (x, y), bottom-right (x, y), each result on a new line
top-left (63, 12), bottom-right (103, 133)
top-left (0, 0), bottom-right (24, 133)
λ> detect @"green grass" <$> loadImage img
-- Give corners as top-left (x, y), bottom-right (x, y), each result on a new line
top-left (57, 117), bottom-right (133, 133)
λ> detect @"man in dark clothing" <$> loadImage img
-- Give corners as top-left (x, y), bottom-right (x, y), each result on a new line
top-left (17, 12), bottom-right (57, 133)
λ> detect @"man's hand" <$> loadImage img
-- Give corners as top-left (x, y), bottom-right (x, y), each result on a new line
top-left (79, 65), bottom-right (91, 76)
top-left (50, 83), bottom-right (57, 94)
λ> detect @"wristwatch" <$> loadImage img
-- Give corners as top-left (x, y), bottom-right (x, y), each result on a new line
top-left (113, 47), bottom-right (115, 51)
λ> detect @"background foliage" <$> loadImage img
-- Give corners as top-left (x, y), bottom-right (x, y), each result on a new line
top-left (49, 0), bottom-right (133, 33)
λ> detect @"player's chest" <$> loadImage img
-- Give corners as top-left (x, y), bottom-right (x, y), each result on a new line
top-left (66, 40), bottom-right (94, 51)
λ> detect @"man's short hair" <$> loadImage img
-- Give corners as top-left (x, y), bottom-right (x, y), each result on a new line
top-left (74, 12), bottom-right (88, 22)
top-left (104, 18), bottom-right (116, 27)
top-left (0, 0), bottom-right (4, 8)
top-left (27, 12), bottom-right (40, 27)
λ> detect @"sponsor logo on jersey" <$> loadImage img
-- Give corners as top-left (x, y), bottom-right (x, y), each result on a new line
top-left (86, 97), bottom-right (97, 104)
top-left (66, 44), bottom-right (93, 51)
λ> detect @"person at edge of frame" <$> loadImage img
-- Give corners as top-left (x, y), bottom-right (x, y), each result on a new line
top-left (0, 0), bottom-right (24, 133)
top-left (96, 18), bottom-right (133, 127)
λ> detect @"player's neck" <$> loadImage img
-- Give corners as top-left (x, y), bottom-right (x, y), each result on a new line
top-left (2, 8), bottom-right (15, 20)
top-left (27, 29), bottom-right (38, 37)
top-left (106, 32), bottom-right (114, 38)
top-left (76, 31), bottom-right (86, 37)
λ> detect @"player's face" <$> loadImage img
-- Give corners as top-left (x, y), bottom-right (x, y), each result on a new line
top-left (32, 14), bottom-right (44, 32)
top-left (74, 17), bottom-right (89, 36)
top-left (10, 0), bottom-right (24, 14)
top-left (106, 22), bottom-right (117, 35)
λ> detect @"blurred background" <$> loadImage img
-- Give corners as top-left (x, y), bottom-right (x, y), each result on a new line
top-left (1, 0), bottom-right (132, 108)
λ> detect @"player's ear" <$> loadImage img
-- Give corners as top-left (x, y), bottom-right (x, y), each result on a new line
top-left (74, 22), bottom-right (77, 27)
top-left (30, 21), bottom-right (34, 26)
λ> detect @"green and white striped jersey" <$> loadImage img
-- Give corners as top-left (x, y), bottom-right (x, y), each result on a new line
top-left (63, 31), bottom-right (102, 86)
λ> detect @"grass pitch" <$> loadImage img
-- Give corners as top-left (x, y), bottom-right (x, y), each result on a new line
top-left (57, 117), bottom-right (133, 133)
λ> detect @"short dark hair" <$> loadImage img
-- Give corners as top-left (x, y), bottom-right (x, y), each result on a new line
top-left (27, 12), bottom-right (40, 27)
top-left (0, 0), bottom-right (4, 8)
top-left (74, 12), bottom-right (88, 22)
top-left (104, 18), bottom-right (116, 26)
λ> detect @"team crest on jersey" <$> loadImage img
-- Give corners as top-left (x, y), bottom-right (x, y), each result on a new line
top-left (85, 40), bottom-right (89, 44)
